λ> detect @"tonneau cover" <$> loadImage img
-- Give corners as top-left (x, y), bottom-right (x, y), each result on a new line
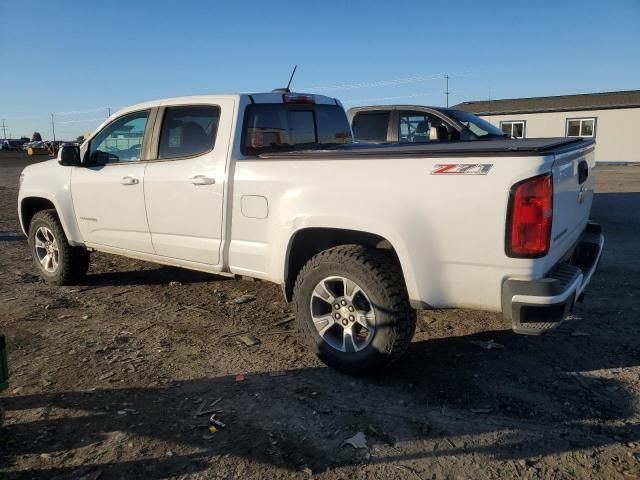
top-left (258, 137), bottom-right (595, 159)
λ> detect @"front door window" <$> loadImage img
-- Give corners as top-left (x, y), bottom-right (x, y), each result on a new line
top-left (88, 111), bottom-right (149, 164)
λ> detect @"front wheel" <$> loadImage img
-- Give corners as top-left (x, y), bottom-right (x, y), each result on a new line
top-left (293, 245), bottom-right (416, 376)
top-left (28, 209), bottom-right (90, 285)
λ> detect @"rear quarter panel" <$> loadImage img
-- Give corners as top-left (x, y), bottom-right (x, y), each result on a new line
top-left (228, 153), bottom-right (555, 311)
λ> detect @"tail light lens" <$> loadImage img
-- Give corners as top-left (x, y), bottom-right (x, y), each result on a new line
top-left (506, 174), bottom-right (553, 257)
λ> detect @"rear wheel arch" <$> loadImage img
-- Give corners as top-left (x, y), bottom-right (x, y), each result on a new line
top-left (283, 227), bottom-right (404, 302)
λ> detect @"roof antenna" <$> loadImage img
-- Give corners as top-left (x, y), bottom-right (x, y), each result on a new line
top-left (286, 65), bottom-right (298, 91)
top-left (272, 65), bottom-right (298, 93)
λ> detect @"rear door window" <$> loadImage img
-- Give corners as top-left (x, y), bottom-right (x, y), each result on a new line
top-left (351, 112), bottom-right (390, 142)
top-left (158, 105), bottom-right (220, 159)
top-left (242, 104), bottom-right (352, 155)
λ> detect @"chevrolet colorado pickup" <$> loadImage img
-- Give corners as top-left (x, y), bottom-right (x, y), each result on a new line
top-left (18, 91), bottom-right (604, 375)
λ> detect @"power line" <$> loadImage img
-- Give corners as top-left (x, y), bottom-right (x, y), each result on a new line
top-left (57, 117), bottom-right (105, 125)
top-left (342, 90), bottom-right (442, 104)
top-left (56, 106), bottom-right (115, 116)
top-left (303, 71), bottom-right (474, 93)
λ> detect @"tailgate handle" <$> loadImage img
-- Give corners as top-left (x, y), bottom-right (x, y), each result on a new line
top-left (578, 160), bottom-right (589, 184)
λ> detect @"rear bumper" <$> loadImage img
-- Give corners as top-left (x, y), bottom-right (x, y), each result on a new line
top-left (502, 222), bottom-right (604, 335)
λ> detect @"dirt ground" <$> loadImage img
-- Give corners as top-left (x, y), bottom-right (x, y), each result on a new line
top-left (0, 150), bottom-right (638, 480)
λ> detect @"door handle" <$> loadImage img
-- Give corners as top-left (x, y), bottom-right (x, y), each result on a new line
top-left (190, 175), bottom-right (216, 185)
top-left (121, 175), bottom-right (139, 185)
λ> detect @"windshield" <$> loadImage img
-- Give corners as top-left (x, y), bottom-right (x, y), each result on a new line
top-left (447, 110), bottom-right (506, 138)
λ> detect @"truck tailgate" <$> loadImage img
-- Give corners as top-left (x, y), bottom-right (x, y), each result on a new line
top-left (549, 142), bottom-right (596, 263)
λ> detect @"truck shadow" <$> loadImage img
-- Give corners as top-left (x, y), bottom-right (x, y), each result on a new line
top-left (79, 266), bottom-right (232, 288)
top-left (0, 232), bottom-right (25, 242)
top-left (1, 325), bottom-right (638, 479)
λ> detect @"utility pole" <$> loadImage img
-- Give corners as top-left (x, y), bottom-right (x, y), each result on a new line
top-left (107, 107), bottom-right (111, 118)
top-left (1, 119), bottom-right (7, 140)
top-left (444, 74), bottom-right (450, 108)
top-left (51, 113), bottom-right (56, 142)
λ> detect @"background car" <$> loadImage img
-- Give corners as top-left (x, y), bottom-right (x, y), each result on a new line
top-left (348, 105), bottom-right (509, 144)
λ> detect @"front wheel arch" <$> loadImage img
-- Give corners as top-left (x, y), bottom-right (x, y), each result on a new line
top-left (20, 197), bottom-right (56, 235)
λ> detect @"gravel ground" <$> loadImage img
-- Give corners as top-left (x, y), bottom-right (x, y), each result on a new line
top-left (0, 151), bottom-right (639, 479)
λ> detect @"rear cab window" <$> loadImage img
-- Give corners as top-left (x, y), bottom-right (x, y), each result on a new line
top-left (241, 101), bottom-right (352, 155)
top-left (351, 111), bottom-right (390, 143)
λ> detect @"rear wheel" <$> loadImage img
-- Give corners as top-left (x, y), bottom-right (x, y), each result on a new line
top-left (293, 245), bottom-right (416, 375)
top-left (28, 209), bottom-right (89, 285)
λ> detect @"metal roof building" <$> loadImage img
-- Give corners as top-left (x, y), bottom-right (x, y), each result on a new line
top-left (453, 90), bottom-right (640, 163)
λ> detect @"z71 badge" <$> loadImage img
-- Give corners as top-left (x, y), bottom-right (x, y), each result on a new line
top-left (431, 164), bottom-right (493, 175)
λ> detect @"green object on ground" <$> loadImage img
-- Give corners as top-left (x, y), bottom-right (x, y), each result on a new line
top-left (0, 335), bottom-right (8, 391)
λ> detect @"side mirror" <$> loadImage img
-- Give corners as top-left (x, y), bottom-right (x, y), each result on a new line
top-left (58, 143), bottom-right (81, 166)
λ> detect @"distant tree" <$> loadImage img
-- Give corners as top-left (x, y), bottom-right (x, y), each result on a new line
top-left (32, 132), bottom-right (42, 142)
top-left (20, 136), bottom-right (29, 141)
top-left (76, 135), bottom-right (85, 142)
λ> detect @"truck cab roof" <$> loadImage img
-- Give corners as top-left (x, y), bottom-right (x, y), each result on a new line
top-left (115, 92), bottom-right (341, 119)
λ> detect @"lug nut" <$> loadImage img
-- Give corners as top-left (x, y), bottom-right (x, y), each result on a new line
top-left (349, 315), bottom-right (355, 322)
top-left (334, 313), bottom-right (341, 319)
top-left (342, 319), bottom-right (349, 326)
top-left (341, 300), bottom-right (347, 306)
top-left (348, 306), bottom-right (354, 312)
top-left (334, 303), bottom-right (340, 309)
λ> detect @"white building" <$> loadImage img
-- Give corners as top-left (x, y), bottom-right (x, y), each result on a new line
top-left (453, 90), bottom-right (640, 164)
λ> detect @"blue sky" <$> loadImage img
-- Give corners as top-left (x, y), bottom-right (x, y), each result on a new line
top-left (1, 0), bottom-right (639, 139)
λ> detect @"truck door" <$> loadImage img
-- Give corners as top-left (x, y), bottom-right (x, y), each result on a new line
top-left (143, 100), bottom-right (234, 265)
top-left (71, 110), bottom-right (154, 253)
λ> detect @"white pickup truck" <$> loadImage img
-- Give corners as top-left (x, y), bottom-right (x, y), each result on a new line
top-left (18, 90), bottom-right (604, 375)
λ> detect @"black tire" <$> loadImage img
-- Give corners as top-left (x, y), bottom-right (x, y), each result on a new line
top-left (28, 209), bottom-right (89, 285)
top-left (293, 245), bottom-right (416, 376)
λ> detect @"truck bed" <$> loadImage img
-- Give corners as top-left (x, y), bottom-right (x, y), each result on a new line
top-left (259, 137), bottom-right (594, 159)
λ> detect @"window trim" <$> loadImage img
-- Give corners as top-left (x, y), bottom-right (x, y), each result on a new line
top-left (85, 108), bottom-right (154, 166)
top-left (499, 120), bottom-right (526, 139)
top-left (151, 104), bottom-right (222, 162)
top-left (565, 117), bottom-right (597, 138)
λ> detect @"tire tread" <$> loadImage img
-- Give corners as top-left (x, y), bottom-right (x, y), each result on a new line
top-left (293, 244), bottom-right (416, 374)
top-left (29, 209), bottom-right (89, 285)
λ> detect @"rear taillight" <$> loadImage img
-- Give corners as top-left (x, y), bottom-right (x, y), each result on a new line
top-left (506, 173), bottom-right (553, 257)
